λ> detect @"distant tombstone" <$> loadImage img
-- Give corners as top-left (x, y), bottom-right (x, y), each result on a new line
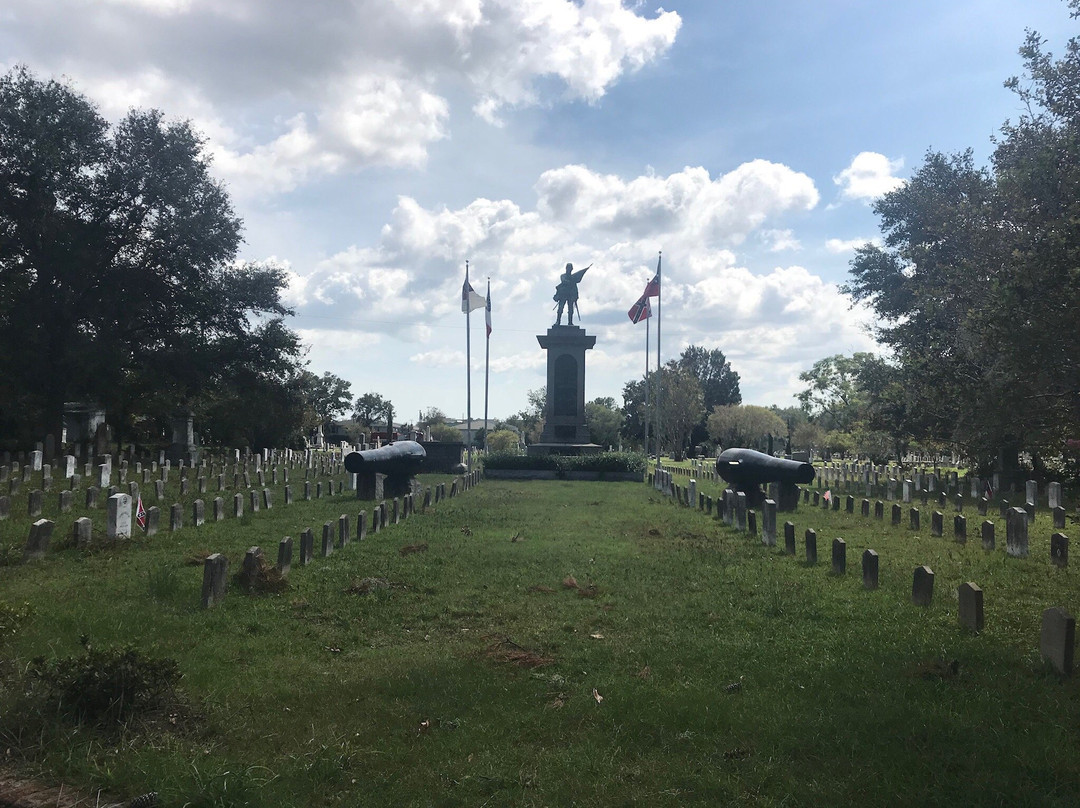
top-left (146, 506), bottom-right (159, 536)
top-left (891, 503), bottom-right (902, 526)
top-left (1026, 480), bottom-right (1038, 506)
top-left (954, 494), bottom-right (963, 513)
top-left (783, 521), bottom-right (795, 555)
top-left (812, 491), bottom-right (819, 507)
top-left (337, 513), bottom-right (350, 547)
top-left (153, 479), bottom-right (164, 501)
top-left (299, 528), bottom-right (314, 565)
top-left (954, 514), bottom-right (967, 543)
top-left (887, 478), bottom-right (897, 501)
top-left (304, 481), bottom-right (312, 501)
top-left (278, 537), bottom-right (293, 575)
top-left (735, 492), bottom-right (747, 532)
top-left (978, 497), bottom-right (988, 516)
top-left (30, 450), bottom-right (42, 472)
top-left (321, 522), bottom-right (334, 557)
top-left (192, 499), bottom-right (205, 527)
top-left (201, 553), bottom-right (228, 608)
top-left (357, 511), bottom-right (367, 542)
top-left (1039, 607), bottom-right (1075, 676)
top-left (862, 549), bottom-right (879, 590)
top-left (1048, 482), bottom-right (1062, 510)
top-left (170, 503), bottom-right (183, 531)
top-left (981, 520), bottom-right (995, 551)
top-left (832, 495), bottom-right (840, 512)
top-left (98, 464), bottom-right (110, 488)
top-left (761, 499), bottom-right (777, 546)
top-left (23, 519), bottom-right (55, 561)
top-left (233, 493), bottom-right (243, 518)
top-left (73, 517), bottom-right (92, 548)
top-left (27, 489), bottom-right (42, 517)
top-left (930, 511), bottom-right (943, 536)
top-left (212, 497), bottom-right (224, 521)
top-left (1053, 506), bottom-right (1066, 530)
top-left (903, 480), bottom-right (913, 504)
top-left (832, 538), bottom-right (846, 576)
top-left (1024, 501), bottom-right (1036, 525)
top-left (179, 479), bottom-right (189, 497)
top-left (912, 565), bottom-right (934, 606)
top-left (805, 529), bottom-right (817, 565)
top-left (845, 495), bottom-right (854, 513)
top-left (1051, 533), bottom-right (1069, 568)
top-left (874, 500), bottom-right (884, 520)
top-left (1006, 507), bottom-right (1030, 557)
top-left (747, 509), bottom-right (757, 536)
top-left (262, 488), bottom-right (272, 510)
top-left (58, 489), bottom-right (72, 513)
top-left (958, 582), bottom-right (984, 632)
top-left (249, 490), bottom-right (259, 513)
top-left (910, 507), bottom-right (920, 531)
top-left (316, 482), bottom-right (323, 499)
top-left (107, 493), bottom-right (132, 539)
top-left (860, 499), bottom-right (870, 517)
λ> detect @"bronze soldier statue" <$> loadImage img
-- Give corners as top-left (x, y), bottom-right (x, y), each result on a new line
top-left (553, 262), bottom-right (590, 325)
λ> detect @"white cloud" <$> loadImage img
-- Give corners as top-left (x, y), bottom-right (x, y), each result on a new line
top-left (3, 0), bottom-right (680, 195)
top-left (834, 152), bottom-right (905, 201)
top-left (762, 228), bottom-right (801, 252)
top-left (825, 237), bottom-right (879, 253)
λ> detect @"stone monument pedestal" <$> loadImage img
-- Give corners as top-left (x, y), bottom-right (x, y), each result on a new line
top-left (528, 325), bottom-right (601, 457)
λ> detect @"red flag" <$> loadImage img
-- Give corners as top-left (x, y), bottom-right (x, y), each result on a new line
top-left (485, 285), bottom-right (492, 337)
top-left (135, 495), bottom-right (147, 530)
top-left (627, 294), bottom-right (651, 324)
top-left (823, 490), bottom-right (831, 502)
top-left (642, 271), bottom-right (660, 298)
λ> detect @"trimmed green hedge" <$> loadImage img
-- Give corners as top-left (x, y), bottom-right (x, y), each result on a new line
top-left (482, 451), bottom-right (646, 474)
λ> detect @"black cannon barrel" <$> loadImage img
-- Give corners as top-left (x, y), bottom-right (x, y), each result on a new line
top-left (344, 441), bottom-right (426, 477)
top-left (716, 448), bottom-right (815, 487)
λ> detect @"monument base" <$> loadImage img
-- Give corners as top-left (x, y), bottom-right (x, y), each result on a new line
top-left (527, 443), bottom-right (604, 457)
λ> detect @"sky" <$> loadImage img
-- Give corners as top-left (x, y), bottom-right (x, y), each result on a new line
top-left (2, 0), bottom-right (1073, 423)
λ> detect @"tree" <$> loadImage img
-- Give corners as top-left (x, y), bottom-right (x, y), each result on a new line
top-left (796, 353), bottom-right (877, 432)
top-left (0, 66), bottom-right (299, 446)
top-left (677, 345), bottom-right (741, 445)
top-left (486, 429), bottom-right (520, 452)
top-left (505, 387), bottom-right (545, 445)
top-left (841, 5), bottom-right (1080, 475)
top-left (353, 393), bottom-right (391, 430)
top-left (585, 397), bottom-right (624, 448)
top-left (297, 371), bottom-right (352, 435)
top-left (418, 407), bottom-right (447, 428)
top-left (706, 405), bottom-right (788, 452)
top-left (428, 423), bottom-right (461, 442)
top-left (655, 362), bottom-right (705, 460)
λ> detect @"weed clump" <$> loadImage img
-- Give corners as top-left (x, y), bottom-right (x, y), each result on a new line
top-left (27, 644), bottom-right (182, 726)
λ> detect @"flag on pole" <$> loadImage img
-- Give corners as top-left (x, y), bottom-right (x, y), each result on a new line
top-left (462, 273), bottom-right (485, 313)
top-left (135, 495), bottom-right (147, 531)
top-left (642, 271), bottom-right (660, 298)
top-left (627, 294), bottom-right (651, 324)
top-left (485, 284), bottom-right (492, 337)
top-left (823, 490), bottom-right (831, 502)
top-left (984, 479), bottom-right (994, 501)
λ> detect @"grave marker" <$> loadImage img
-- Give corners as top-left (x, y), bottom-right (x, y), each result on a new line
top-left (23, 519), bottom-right (54, 561)
top-left (1006, 507), bottom-right (1029, 557)
top-left (958, 582), bottom-right (983, 632)
top-left (73, 517), bottom-right (92, 548)
top-left (107, 493), bottom-right (132, 539)
top-left (201, 554), bottom-right (228, 608)
top-left (832, 538), bottom-right (846, 575)
top-left (862, 549), bottom-right (879, 590)
top-left (1051, 533), bottom-right (1069, 568)
top-left (784, 521), bottom-right (795, 555)
top-left (912, 565), bottom-right (934, 606)
top-left (805, 529), bottom-right (817, 564)
top-left (278, 537), bottom-right (292, 575)
top-left (981, 520), bottom-right (995, 550)
top-left (1040, 607), bottom-right (1075, 676)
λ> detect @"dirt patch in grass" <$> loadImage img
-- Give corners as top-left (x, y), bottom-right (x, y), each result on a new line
top-left (527, 585), bottom-right (556, 594)
top-left (235, 553), bottom-right (288, 595)
top-left (399, 543), bottom-right (428, 556)
top-left (344, 577), bottom-right (407, 595)
top-left (483, 635), bottom-right (554, 669)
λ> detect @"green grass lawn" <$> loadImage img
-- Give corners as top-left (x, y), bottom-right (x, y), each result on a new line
top-left (1, 469), bottom-right (1078, 807)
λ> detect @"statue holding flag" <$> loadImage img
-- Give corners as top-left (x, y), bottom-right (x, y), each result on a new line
top-left (553, 262), bottom-right (590, 326)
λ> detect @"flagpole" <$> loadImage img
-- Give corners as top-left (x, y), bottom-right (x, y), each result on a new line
top-left (483, 278), bottom-right (490, 454)
top-left (465, 260), bottom-right (473, 471)
top-left (654, 251), bottom-right (662, 461)
top-left (644, 302), bottom-right (650, 456)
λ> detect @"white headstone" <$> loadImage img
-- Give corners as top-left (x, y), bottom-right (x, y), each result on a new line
top-left (64, 455), bottom-right (76, 478)
top-left (30, 450), bottom-right (43, 471)
top-left (107, 493), bottom-right (132, 540)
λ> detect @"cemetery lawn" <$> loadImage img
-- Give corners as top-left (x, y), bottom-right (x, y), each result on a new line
top-left (2, 476), bottom-right (1079, 807)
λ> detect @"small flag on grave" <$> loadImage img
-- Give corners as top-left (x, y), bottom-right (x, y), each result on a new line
top-left (136, 495), bottom-right (147, 530)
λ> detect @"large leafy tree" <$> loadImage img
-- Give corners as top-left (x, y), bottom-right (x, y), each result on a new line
top-left (706, 405), bottom-right (787, 452)
top-left (677, 345), bottom-right (741, 445)
top-left (585, 396), bottom-right (624, 448)
top-left (843, 6), bottom-right (1080, 472)
top-left (352, 392), bottom-right (391, 430)
top-left (0, 66), bottom-right (299, 446)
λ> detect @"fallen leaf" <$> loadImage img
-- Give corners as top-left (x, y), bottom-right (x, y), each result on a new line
top-left (592, 688), bottom-right (604, 704)
top-left (562, 575), bottom-right (579, 590)
top-left (637, 665), bottom-right (651, 679)
top-left (590, 632), bottom-right (604, 640)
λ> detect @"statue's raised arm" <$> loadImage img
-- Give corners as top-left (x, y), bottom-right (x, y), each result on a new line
top-left (553, 262), bottom-right (591, 326)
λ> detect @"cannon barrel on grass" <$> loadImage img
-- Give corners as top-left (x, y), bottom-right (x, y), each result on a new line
top-left (345, 440), bottom-right (426, 499)
top-left (716, 447), bottom-right (814, 511)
